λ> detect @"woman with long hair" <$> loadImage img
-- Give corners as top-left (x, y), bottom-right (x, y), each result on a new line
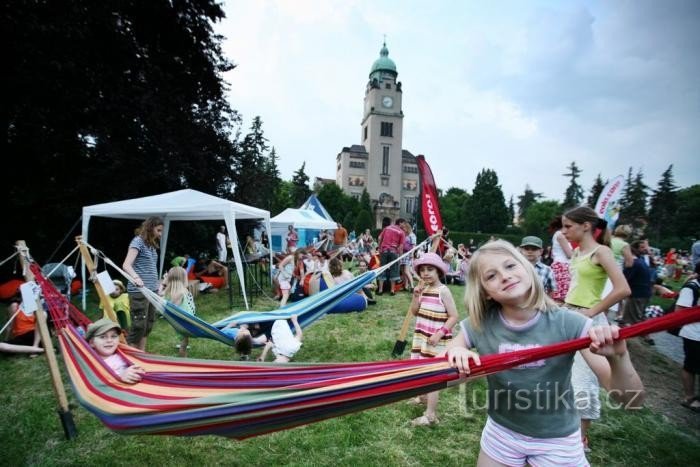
top-left (561, 206), bottom-right (631, 452)
top-left (122, 216), bottom-right (164, 351)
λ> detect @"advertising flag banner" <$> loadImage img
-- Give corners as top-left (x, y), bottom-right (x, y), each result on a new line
top-left (416, 155), bottom-right (443, 236)
top-left (594, 175), bottom-right (625, 230)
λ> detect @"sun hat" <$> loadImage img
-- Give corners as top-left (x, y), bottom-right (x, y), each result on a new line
top-left (519, 236), bottom-right (543, 249)
top-left (412, 252), bottom-right (448, 276)
top-left (112, 279), bottom-right (126, 292)
top-left (85, 318), bottom-right (121, 341)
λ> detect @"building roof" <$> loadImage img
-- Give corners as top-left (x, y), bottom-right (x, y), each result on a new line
top-left (402, 149), bottom-right (417, 161)
top-left (369, 42), bottom-right (397, 79)
top-left (341, 144), bottom-right (368, 155)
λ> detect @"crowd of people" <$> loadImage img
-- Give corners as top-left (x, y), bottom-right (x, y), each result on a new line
top-left (3, 211), bottom-right (699, 465)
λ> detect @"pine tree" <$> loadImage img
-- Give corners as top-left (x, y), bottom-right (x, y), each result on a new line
top-left (587, 173), bottom-right (606, 207)
top-left (232, 116), bottom-right (270, 207)
top-left (508, 196), bottom-right (515, 225)
top-left (648, 165), bottom-right (678, 243)
top-left (517, 185), bottom-right (542, 219)
top-left (619, 169), bottom-right (648, 227)
top-left (562, 162), bottom-right (584, 209)
top-left (291, 162), bottom-right (312, 207)
top-left (465, 169), bottom-right (509, 233)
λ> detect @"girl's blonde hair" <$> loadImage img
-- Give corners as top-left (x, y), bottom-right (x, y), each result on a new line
top-left (163, 266), bottom-right (188, 304)
top-left (464, 240), bottom-right (556, 331)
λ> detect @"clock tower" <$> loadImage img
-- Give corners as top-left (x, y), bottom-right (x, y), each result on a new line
top-left (336, 42), bottom-right (419, 227)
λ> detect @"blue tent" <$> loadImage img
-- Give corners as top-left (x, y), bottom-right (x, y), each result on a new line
top-left (301, 194), bottom-right (333, 221)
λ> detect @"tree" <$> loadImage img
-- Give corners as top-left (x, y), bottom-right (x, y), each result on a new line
top-left (232, 116), bottom-right (271, 207)
top-left (674, 185), bottom-right (700, 240)
top-left (290, 162), bottom-right (312, 207)
top-left (520, 200), bottom-right (562, 240)
top-left (439, 187), bottom-right (470, 231)
top-left (562, 162), bottom-right (584, 209)
top-left (517, 185), bottom-right (542, 219)
top-left (316, 182), bottom-right (358, 224)
top-left (271, 180), bottom-right (294, 216)
top-left (354, 209), bottom-right (374, 233)
top-left (464, 169), bottom-right (509, 233)
top-left (647, 165), bottom-right (678, 244)
top-left (4, 0), bottom-right (239, 260)
top-left (618, 169), bottom-right (648, 227)
top-left (508, 196), bottom-right (515, 225)
top-left (587, 173), bottom-right (606, 207)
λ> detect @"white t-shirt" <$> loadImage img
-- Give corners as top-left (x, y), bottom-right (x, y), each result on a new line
top-left (551, 231), bottom-right (571, 263)
top-left (678, 280), bottom-right (700, 341)
top-left (271, 320), bottom-right (302, 358)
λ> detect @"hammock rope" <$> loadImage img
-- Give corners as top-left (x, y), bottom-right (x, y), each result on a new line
top-left (29, 261), bottom-right (700, 439)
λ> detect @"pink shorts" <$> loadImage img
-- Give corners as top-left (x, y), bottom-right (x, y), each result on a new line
top-left (480, 417), bottom-right (589, 467)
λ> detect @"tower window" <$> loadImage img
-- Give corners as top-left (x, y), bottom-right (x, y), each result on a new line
top-left (363, 125), bottom-right (368, 141)
top-left (382, 146), bottom-right (390, 175)
top-left (380, 122), bottom-right (393, 137)
top-left (406, 197), bottom-right (417, 214)
top-left (385, 83), bottom-right (391, 89)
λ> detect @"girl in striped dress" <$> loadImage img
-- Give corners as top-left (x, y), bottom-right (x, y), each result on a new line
top-left (409, 252), bottom-right (459, 426)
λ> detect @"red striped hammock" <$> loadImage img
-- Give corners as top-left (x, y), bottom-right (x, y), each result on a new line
top-left (32, 263), bottom-right (700, 439)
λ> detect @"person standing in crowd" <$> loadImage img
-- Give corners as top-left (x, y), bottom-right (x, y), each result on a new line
top-left (400, 222), bottom-right (417, 291)
top-left (561, 206), bottom-right (630, 453)
top-left (123, 216), bottom-right (163, 351)
top-left (691, 238), bottom-right (700, 269)
top-left (377, 217), bottom-right (406, 296)
top-left (216, 226), bottom-right (228, 262)
top-left (677, 262), bottom-right (700, 413)
top-left (549, 216), bottom-right (573, 303)
top-left (519, 236), bottom-right (557, 297)
top-left (333, 222), bottom-right (348, 251)
top-left (621, 241), bottom-right (654, 343)
top-left (286, 224), bottom-right (299, 253)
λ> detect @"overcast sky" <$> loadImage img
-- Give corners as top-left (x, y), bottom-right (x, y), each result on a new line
top-left (215, 0), bottom-right (699, 203)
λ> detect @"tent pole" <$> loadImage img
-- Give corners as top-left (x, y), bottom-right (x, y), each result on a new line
top-left (16, 240), bottom-right (78, 440)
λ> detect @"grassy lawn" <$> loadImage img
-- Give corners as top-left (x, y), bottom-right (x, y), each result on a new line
top-left (2, 281), bottom-right (700, 466)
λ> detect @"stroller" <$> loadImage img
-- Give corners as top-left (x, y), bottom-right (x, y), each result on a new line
top-left (41, 263), bottom-right (76, 301)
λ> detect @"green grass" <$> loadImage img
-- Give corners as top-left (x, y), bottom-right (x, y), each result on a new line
top-left (1, 284), bottom-right (699, 466)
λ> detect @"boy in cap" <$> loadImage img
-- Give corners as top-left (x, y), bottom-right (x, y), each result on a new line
top-left (86, 318), bottom-right (144, 384)
top-left (519, 236), bottom-right (557, 296)
top-left (99, 279), bottom-right (131, 330)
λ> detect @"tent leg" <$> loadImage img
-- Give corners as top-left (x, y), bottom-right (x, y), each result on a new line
top-left (58, 408), bottom-right (78, 440)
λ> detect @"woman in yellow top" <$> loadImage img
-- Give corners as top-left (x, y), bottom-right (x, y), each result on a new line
top-left (562, 206), bottom-right (631, 452)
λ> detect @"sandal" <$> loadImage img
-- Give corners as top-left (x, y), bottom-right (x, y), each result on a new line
top-left (681, 398), bottom-right (700, 413)
top-left (411, 414), bottom-right (439, 427)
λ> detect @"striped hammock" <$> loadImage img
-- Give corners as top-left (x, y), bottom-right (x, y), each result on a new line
top-left (142, 270), bottom-right (377, 346)
top-left (31, 263), bottom-right (700, 439)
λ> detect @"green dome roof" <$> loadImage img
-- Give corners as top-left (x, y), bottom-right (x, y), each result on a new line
top-left (369, 42), bottom-right (397, 78)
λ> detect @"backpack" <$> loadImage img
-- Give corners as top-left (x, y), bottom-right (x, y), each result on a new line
top-left (668, 279), bottom-right (699, 336)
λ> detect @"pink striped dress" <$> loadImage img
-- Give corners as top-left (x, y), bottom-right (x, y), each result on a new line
top-left (410, 284), bottom-right (453, 359)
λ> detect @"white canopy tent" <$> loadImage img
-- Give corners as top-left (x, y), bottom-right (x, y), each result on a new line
top-left (269, 208), bottom-right (337, 252)
top-left (81, 189), bottom-right (271, 309)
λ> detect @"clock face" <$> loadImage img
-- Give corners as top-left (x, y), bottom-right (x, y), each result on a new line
top-left (382, 96), bottom-right (393, 108)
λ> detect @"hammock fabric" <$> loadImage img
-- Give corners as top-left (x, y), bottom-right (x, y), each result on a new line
top-left (31, 263), bottom-right (700, 439)
top-left (147, 270), bottom-right (378, 346)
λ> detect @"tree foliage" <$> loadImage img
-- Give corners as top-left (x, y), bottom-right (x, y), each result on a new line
top-left (520, 200), bottom-right (561, 241)
top-left (647, 165), bottom-right (678, 243)
top-left (674, 185), bottom-right (700, 240)
top-left (439, 187), bottom-right (470, 231)
top-left (232, 117), bottom-right (280, 210)
top-left (517, 185), bottom-right (542, 219)
top-left (4, 0), bottom-right (238, 260)
top-left (465, 169), bottom-right (509, 233)
top-left (587, 173), bottom-right (606, 208)
top-left (290, 162), bottom-right (312, 207)
top-left (562, 161), bottom-right (584, 209)
top-left (618, 169), bottom-right (648, 227)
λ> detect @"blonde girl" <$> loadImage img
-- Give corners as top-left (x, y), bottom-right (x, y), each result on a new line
top-left (162, 266), bottom-right (196, 357)
top-left (408, 252), bottom-right (459, 426)
top-left (447, 240), bottom-right (642, 466)
top-left (561, 206), bottom-right (631, 451)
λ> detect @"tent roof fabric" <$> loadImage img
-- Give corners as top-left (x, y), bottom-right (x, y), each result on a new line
top-left (300, 194), bottom-right (334, 221)
top-left (83, 189), bottom-right (268, 221)
top-left (270, 208), bottom-right (337, 230)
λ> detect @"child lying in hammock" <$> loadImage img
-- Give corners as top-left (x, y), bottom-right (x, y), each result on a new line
top-left (257, 315), bottom-right (303, 363)
top-left (86, 318), bottom-right (144, 384)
